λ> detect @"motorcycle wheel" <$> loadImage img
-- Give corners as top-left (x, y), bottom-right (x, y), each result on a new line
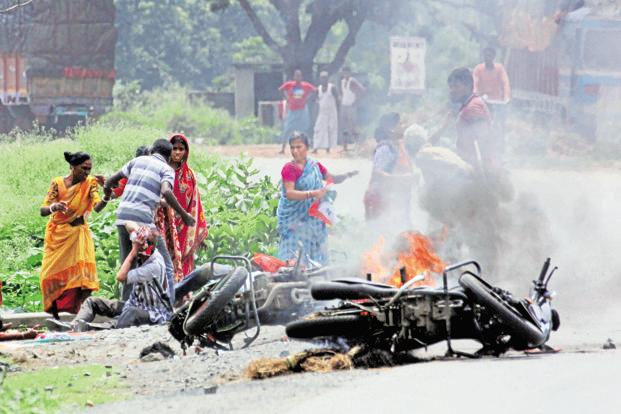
top-left (459, 273), bottom-right (546, 348)
top-left (184, 267), bottom-right (248, 336)
top-left (286, 314), bottom-right (371, 339)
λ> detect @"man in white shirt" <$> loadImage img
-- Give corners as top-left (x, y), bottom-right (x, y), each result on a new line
top-left (340, 66), bottom-right (366, 151)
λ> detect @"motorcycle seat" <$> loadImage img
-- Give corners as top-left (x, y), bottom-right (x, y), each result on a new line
top-left (311, 279), bottom-right (398, 300)
top-left (330, 278), bottom-right (396, 288)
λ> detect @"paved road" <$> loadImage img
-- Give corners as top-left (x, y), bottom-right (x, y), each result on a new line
top-left (93, 330), bottom-right (620, 414)
top-left (91, 159), bottom-right (621, 413)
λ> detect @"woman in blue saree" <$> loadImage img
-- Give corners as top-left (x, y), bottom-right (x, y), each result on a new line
top-left (277, 132), bottom-right (357, 265)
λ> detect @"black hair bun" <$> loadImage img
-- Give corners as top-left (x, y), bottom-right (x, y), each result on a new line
top-left (64, 151), bottom-right (91, 166)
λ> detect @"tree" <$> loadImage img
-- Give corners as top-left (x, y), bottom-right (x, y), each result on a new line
top-left (210, 0), bottom-right (405, 78)
top-left (115, 0), bottom-right (265, 90)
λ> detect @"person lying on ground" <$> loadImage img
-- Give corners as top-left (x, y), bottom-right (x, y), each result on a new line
top-left (48, 224), bottom-right (173, 331)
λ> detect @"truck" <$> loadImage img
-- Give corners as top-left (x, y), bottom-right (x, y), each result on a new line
top-left (0, 0), bottom-right (116, 133)
top-left (503, 1), bottom-right (621, 141)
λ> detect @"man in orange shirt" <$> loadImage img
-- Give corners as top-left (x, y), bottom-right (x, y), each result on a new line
top-left (473, 47), bottom-right (511, 153)
top-left (473, 47), bottom-right (511, 102)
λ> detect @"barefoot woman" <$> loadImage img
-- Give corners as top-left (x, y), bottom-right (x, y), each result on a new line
top-left (277, 132), bottom-right (356, 265)
top-left (40, 152), bottom-right (108, 316)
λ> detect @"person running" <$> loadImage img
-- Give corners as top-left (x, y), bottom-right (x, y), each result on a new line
top-left (278, 69), bottom-right (316, 154)
top-left (104, 139), bottom-right (195, 301)
top-left (313, 71), bottom-right (339, 154)
top-left (40, 151), bottom-right (108, 316)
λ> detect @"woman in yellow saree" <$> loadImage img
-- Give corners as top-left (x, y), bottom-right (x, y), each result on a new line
top-left (40, 151), bottom-right (109, 316)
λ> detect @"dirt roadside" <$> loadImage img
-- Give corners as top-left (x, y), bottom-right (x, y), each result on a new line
top-left (1, 324), bottom-right (310, 398)
top-left (201, 143), bottom-right (375, 159)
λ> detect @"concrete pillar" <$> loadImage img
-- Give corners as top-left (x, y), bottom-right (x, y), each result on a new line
top-left (234, 66), bottom-right (255, 119)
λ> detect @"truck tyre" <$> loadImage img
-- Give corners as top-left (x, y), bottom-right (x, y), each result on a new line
top-left (459, 273), bottom-right (546, 348)
top-left (0, 104), bottom-right (13, 134)
top-left (184, 267), bottom-right (248, 336)
top-left (7, 106), bottom-right (34, 131)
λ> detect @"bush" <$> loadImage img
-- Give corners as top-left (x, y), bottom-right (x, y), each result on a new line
top-left (0, 123), bottom-right (279, 311)
top-left (103, 86), bottom-right (277, 145)
top-left (194, 156), bottom-right (279, 260)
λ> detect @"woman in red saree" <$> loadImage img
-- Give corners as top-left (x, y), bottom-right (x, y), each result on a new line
top-left (168, 134), bottom-right (208, 278)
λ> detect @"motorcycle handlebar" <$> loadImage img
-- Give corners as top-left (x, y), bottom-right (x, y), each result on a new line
top-left (538, 258), bottom-right (551, 284)
top-left (443, 261), bottom-right (481, 277)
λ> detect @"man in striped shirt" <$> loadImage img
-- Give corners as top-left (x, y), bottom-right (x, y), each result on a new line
top-left (104, 139), bottom-right (195, 300)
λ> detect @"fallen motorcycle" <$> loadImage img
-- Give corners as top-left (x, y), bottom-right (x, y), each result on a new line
top-left (286, 258), bottom-right (560, 356)
top-left (168, 253), bottom-right (333, 351)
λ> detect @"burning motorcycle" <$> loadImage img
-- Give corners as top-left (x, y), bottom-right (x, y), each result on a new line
top-left (286, 258), bottom-right (560, 356)
top-left (168, 252), bottom-right (334, 351)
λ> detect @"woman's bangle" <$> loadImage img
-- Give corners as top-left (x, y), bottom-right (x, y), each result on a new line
top-left (50, 204), bottom-right (56, 212)
top-left (102, 196), bottom-right (111, 203)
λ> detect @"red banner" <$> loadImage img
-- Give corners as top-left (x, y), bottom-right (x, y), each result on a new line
top-left (63, 67), bottom-right (116, 80)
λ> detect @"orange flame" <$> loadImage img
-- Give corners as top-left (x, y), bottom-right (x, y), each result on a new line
top-left (362, 231), bottom-right (445, 288)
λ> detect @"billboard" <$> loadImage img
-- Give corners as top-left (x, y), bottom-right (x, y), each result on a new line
top-left (389, 36), bottom-right (426, 94)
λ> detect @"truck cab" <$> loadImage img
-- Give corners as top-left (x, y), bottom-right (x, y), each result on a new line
top-left (506, 9), bottom-right (621, 141)
top-left (560, 16), bottom-right (621, 140)
top-left (0, 0), bottom-right (116, 134)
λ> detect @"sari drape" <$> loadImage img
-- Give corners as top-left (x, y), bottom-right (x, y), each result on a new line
top-left (40, 176), bottom-right (101, 312)
top-left (364, 140), bottom-right (413, 225)
top-left (170, 134), bottom-right (208, 278)
top-left (155, 205), bottom-right (184, 281)
top-left (277, 158), bottom-right (328, 265)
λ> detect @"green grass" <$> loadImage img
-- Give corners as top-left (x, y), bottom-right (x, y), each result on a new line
top-left (0, 123), bottom-right (162, 227)
top-left (0, 123), bottom-right (164, 310)
top-left (104, 85), bottom-right (277, 145)
top-left (0, 364), bottom-right (128, 413)
top-left (0, 92), bottom-right (280, 310)
top-left (0, 86), bottom-right (276, 228)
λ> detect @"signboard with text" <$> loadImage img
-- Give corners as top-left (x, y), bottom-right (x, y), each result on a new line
top-left (389, 36), bottom-right (426, 94)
